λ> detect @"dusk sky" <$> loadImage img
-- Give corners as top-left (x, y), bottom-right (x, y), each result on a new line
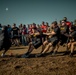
top-left (0, 0), bottom-right (76, 26)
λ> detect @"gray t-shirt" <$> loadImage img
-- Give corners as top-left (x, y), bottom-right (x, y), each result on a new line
top-left (70, 31), bottom-right (76, 41)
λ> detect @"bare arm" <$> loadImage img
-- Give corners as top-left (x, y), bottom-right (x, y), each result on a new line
top-left (31, 29), bottom-right (40, 36)
top-left (64, 34), bottom-right (73, 38)
top-left (43, 31), bottom-right (56, 36)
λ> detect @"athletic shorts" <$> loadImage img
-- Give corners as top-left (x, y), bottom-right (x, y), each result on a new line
top-left (48, 37), bottom-right (59, 47)
top-left (32, 38), bottom-right (42, 49)
top-left (60, 36), bottom-right (68, 45)
top-left (42, 34), bottom-right (47, 42)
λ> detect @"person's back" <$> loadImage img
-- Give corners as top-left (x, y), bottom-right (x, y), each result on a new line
top-left (0, 26), bottom-right (11, 57)
top-left (7, 25), bottom-right (12, 38)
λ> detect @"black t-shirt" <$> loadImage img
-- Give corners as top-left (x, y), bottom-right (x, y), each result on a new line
top-left (70, 31), bottom-right (76, 41)
top-left (31, 29), bottom-right (42, 42)
top-left (51, 26), bottom-right (60, 39)
top-left (74, 25), bottom-right (76, 31)
top-left (60, 25), bottom-right (69, 34)
top-left (11, 27), bottom-right (19, 35)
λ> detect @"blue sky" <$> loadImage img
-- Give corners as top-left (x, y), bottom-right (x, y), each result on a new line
top-left (0, 0), bottom-right (76, 26)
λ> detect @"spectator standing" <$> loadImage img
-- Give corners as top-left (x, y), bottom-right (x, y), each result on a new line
top-left (22, 25), bottom-right (27, 46)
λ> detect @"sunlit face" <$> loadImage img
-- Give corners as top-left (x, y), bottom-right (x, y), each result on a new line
top-left (69, 28), bottom-right (73, 32)
top-left (29, 25), bottom-right (32, 28)
top-left (32, 24), bottom-right (34, 28)
top-left (52, 24), bottom-right (56, 28)
top-left (12, 25), bottom-right (15, 28)
top-left (61, 21), bottom-right (66, 26)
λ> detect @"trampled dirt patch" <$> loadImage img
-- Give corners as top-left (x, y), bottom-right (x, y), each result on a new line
top-left (0, 46), bottom-right (76, 75)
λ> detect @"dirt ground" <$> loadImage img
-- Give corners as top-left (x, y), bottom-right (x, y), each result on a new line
top-left (0, 45), bottom-right (76, 75)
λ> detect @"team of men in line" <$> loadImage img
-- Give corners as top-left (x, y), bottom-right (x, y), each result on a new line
top-left (21, 17), bottom-right (76, 58)
top-left (0, 17), bottom-right (76, 57)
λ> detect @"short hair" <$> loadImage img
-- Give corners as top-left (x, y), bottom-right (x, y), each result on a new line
top-left (42, 21), bottom-right (45, 24)
top-left (63, 17), bottom-right (67, 21)
top-left (52, 21), bottom-right (57, 25)
top-left (33, 23), bottom-right (36, 25)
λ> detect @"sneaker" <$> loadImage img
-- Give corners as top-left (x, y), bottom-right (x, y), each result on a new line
top-left (21, 54), bottom-right (29, 58)
top-left (63, 51), bottom-right (69, 55)
top-left (35, 53), bottom-right (42, 57)
top-left (52, 51), bottom-right (57, 55)
top-left (69, 53), bottom-right (73, 57)
top-left (1, 53), bottom-right (5, 57)
top-left (50, 51), bottom-right (53, 55)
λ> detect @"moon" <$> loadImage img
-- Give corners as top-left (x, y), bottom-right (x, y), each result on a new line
top-left (6, 8), bottom-right (8, 11)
